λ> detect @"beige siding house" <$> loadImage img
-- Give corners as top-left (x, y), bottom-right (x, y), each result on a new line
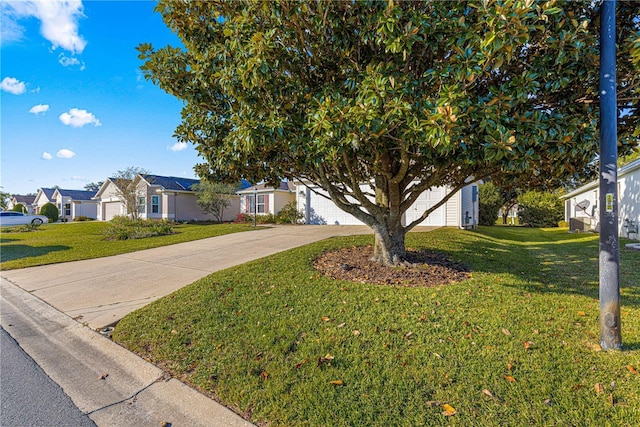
top-left (52, 189), bottom-right (98, 221)
top-left (33, 188), bottom-right (57, 214)
top-left (237, 182), bottom-right (296, 216)
top-left (94, 174), bottom-right (240, 222)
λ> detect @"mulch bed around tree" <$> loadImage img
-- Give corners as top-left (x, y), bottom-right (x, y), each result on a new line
top-left (313, 246), bottom-right (471, 287)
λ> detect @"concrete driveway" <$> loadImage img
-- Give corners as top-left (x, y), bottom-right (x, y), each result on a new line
top-left (1, 225), bottom-right (372, 329)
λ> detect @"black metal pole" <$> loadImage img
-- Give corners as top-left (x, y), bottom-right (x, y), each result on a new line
top-left (598, 0), bottom-right (622, 350)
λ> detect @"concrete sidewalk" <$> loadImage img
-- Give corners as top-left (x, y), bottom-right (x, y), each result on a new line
top-left (0, 225), bottom-right (374, 426)
top-left (1, 225), bottom-right (371, 329)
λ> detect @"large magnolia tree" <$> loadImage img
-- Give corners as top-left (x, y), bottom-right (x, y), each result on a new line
top-left (140, 0), bottom-right (639, 265)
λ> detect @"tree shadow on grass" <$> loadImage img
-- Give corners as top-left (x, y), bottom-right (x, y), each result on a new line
top-left (0, 245), bottom-right (70, 263)
top-left (419, 228), bottom-right (639, 309)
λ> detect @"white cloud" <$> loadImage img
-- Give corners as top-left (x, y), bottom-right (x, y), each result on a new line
top-left (29, 104), bottom-right (50, 115)
top-left (1, 77), bottom-right (27, 95)
top-left (168, 142), bottom-right (188, 152)
top-left (59, 108), bottom-right (101, 127)
top-left (2, 0), bottom-right (87, 54)
top-left (58, 53), bottom-right (85, 69)
top-left (56, 149), bottom-right (76, 159)
top-left (41, 151), bottom-right (53, 160)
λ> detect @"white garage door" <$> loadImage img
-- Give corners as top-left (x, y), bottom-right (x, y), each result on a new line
top-left (306, 191), bottom-right (364, 225)
top-left (404, 187), bottom-right (447, 226)
top-left (103, 202), bottom-right (122, 221)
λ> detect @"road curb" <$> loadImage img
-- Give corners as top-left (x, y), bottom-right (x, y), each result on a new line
top-left (0, 278), bottom-right (254, 427)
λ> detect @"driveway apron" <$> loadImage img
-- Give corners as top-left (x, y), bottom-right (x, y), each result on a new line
top-left (1, 225), bottom-right (374, 329)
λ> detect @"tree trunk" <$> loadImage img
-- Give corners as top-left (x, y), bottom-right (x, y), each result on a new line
top-left (502, 211), bottom-right (508, 225)
top-left (371, 221), bottom-right (407, 266)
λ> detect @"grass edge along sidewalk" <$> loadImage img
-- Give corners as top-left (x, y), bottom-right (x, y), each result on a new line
top-left (114, 227), bottom-right (640, 427)
top-left (0, 221), bottom-right (256, 270)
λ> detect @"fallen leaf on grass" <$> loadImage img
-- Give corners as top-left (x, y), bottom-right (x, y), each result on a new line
top-left (502, 328), bottom-right (511, 336)
top-left (261, 371), bottom-right (269, 381)
top-left (586, 342), bottom-right (602, 352)
top-left (594, 383), bottom-right (604, 394)
top-left (504, 375), bottom-right (516, 383)
top-left (578, 311), bottom-right (586, 316)
top-left (426, 400), bottom-right (442, 407)
top-left (442, 403), bottom-right (456, 416)
top-left (524, 341), bottom-right (534, 350)
top-left (627, 365), bottom-right (638, 374)
top-left (322, 316), bottom-right (331, 322)
top-left (295, 359), bottom-right (309, 369)
top-left (330, 380), bottom-right (344, 386)
top-left (544, 398), bottom-right (552, 406)
top-left (482, 389), bottom-right (494, 398)
top-left (352, 330), bottom-right (360, 336)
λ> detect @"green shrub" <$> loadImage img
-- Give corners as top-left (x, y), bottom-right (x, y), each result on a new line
top-left (239, 213), bottom-right (278, 224)
top-left (40, 203), bottom-right (59, 223)
top-left (11, 203), bottom-right (26, 213)
top-left (478, 182), bottom-right (503, 226)
top-left (103, 216), bottom-right (175, 240)
top-left (276, 201), bottom-right (304, 224)
top-left (517, 191), bottom-right (564, 228)
top-left (73, 216), bottom-right (95, 222)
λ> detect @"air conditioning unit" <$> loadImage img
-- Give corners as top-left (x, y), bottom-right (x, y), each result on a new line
top-left (569, 217), bottom-right (591, 232)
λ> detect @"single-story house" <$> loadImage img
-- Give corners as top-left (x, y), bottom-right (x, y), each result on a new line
top-left (94, 174), bottom-right (241, 222)
top-left (33, 188), bottom-right (57, 214)
top-left (562, 159), bottom-right (640, 240)
top-left (52, 189), bottom-right (98, 221)
top-left (7, 195), bottom-right (36, 214)
top-left (237, 182), bottom-right (297, 216)
top-left (295, 182), bottom-right (479, 228)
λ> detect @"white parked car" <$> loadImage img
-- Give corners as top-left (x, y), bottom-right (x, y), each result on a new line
top-left (0, 211), bottom-right (49, 226)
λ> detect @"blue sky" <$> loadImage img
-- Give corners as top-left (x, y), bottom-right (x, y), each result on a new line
top-left (1, 0), bottom-right (199, 195)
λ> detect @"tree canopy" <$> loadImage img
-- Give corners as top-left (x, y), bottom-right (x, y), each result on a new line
top-left (140, 0), bottom-right (640, 264)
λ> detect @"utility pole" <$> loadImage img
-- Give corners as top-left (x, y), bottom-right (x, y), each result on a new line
top-left (598, 0), bottom-right (622, 350)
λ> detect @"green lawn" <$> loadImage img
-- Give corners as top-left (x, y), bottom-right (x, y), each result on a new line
top-left (0, 221), bottom-right (256, 270)
top-left (113, 227), bottom-right (640, 426)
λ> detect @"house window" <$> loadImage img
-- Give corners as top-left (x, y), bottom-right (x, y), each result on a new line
top-left (138, 196), bottom-right (146, 214)
top-left (151, 195), bottom-right (160, 214)
top-left (64, 203), bottom-right (71, 216)
top-left (248, 194), bottom-right (267, 214)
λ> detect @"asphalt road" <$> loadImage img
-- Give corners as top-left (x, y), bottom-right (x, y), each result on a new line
top-left (0, 327), bottom-right (96, 427)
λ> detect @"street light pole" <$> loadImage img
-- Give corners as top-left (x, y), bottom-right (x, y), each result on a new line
top-left (598, 0), bottom-right (622, 350)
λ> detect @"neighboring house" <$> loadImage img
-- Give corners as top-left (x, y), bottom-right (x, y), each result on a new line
top-left (7, 195), bottom-right (36, 214)
top-left (562, 159), bottom-right (640, 240)
top-left (237, 182), bottom-right (297, 216)
top-left (33, 188), bottom-right (57, 214)
top-left (52, 188), bottom-right (98, 221)
top-left (94, 178), bottom-right (129, 221)
top-left (294, 182), bottom-right (479, 228)
top-left (94, 174), bottom-right (241, 222)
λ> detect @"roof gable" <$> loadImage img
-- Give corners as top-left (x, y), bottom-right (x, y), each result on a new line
top-left (12, 195), bottom-right (36, 204)
top-left (140, 174), bottom-right (201, 192)
top-left (54, 189), bottom-right (97, 201)
top-left (236, 181), bottom-right (295, 194)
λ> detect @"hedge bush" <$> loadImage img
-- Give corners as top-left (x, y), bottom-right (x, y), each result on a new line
top-left (517, 191), bottom-right (564, 228)
top-left (478, 182), bottom-right (503, 226)
top-left (11, 203), bottom-right (26, 213)
top-left (40, 203), bottom-right (59, 223)
top-left (103, 216), bottom-right (175, 240)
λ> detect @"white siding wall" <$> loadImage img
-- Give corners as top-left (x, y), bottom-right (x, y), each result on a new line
top-left (619, 167), bottom-right (640, 240)
top-left (71, 201), bottom-right (98, 219)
